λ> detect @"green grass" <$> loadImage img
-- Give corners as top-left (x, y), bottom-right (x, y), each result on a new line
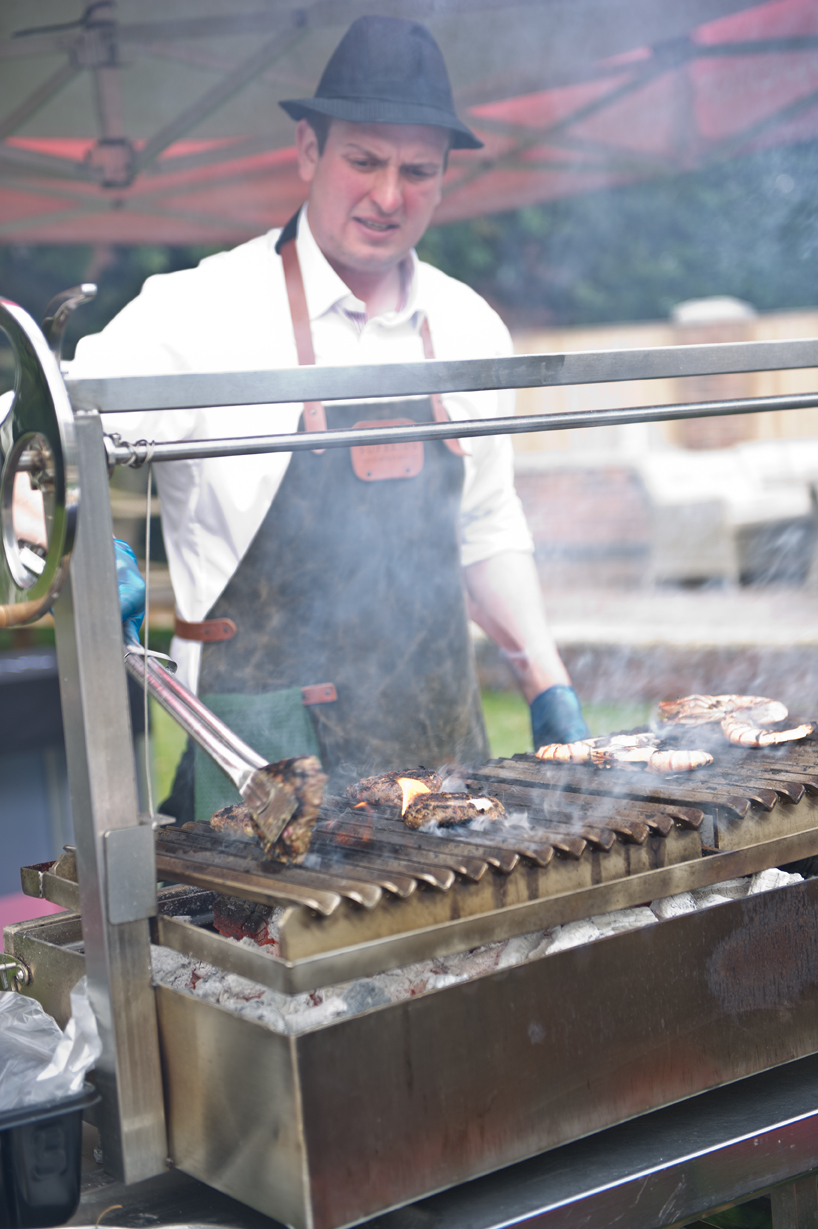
top-left (146, 691), bottom-right (655, 795)
top-left (480, 690), bottom-right (652, 759)
top-left (149, 698), bottom-right (188, 804)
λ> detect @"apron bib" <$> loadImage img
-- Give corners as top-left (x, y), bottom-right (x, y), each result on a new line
top-left (186, 224), bottom-right (487, 814)
top-left (198, 394), bottom-right (487, 799)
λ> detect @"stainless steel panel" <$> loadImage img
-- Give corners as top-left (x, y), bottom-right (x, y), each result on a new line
top-left (155, 986), bottom-right (308, 1229)
top-left (365, 1057), bottom-right (818, 1229)
top-left (297, 877), bottom-right (818, 1229)
top-left (151, 876), bottom-right (818, 1229)
top-left (67, 338), bottom-right (818, 413)
top-left (52, 409), bottom-right (167, 1183)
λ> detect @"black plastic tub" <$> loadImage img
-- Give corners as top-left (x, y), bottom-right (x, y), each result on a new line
top-left (0, 1085), bottom-right (98, 1228)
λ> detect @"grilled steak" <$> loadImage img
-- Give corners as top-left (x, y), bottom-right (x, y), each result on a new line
top-left (252, 755), bottom-right (327, 862)
top-left (348, 769), bottom-right (443, 809)
top-left (403, 792), bottom-right (505, 829)
top-left (210, 803), bottom-right (256, 840)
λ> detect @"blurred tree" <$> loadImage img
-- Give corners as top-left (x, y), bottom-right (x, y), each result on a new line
top-left (0, 243), bottom-right (218, 363)
top-left (418, 139), bottom-right (818, 327)
top-left (1, 138), bottom-right (817, 358)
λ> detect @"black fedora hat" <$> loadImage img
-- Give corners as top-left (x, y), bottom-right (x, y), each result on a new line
top-left (280, 16), bottom-right (483, 150)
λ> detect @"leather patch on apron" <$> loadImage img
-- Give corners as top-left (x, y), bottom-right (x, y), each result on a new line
top-left (350, 418), bottom-right (424, 482)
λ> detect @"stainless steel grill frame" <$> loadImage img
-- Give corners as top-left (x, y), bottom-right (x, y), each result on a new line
top-left (5, 302), bottom-right (818, 1225)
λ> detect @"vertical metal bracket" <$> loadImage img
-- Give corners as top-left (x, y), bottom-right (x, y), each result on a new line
top-left (104, 826), bottom-right (157, 925)
top-left (771, 1175), bottom-right (818, 1228)
top-left (53, 408), bottom-right (167, 1183)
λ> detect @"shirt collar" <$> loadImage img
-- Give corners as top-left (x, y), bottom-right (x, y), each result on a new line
top-left (296, 206), bottom-right (425, 328)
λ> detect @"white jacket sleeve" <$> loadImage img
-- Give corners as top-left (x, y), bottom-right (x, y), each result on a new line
top-left (452, 314), bottom-right (534, 567)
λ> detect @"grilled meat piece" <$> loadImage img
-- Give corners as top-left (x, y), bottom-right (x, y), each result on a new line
top-left (403, 792), bottom-right (505, 829)
top-left (348, 769), bottom-right (443, 808)
top-left (251, 756), bottom-right (327, 863)
top-left (210, 803), bottom-right (257, 840)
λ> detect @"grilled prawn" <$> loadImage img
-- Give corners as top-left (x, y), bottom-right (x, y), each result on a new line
top-left (658, 695), bottom-right (789, 726)
top-left (644, 749), bottom-right (713, 774)
top-left (720, 715), bottom-right (814, 747)
top-left (536, 738), bottom-right (596, 763)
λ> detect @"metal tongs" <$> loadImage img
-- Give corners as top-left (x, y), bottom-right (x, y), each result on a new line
top-left (123, 644), bottom-right (298, 841)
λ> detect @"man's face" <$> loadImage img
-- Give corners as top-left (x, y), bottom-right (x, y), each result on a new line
top-left (296, 118), bottom-right (448, 278)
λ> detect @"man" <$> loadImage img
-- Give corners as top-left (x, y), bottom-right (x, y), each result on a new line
top-left (71, 16), bottom-right (588, 818)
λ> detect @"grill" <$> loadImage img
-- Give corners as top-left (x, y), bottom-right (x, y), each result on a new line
top-left (5, 296), bottom-right (818, 1229)
top-left (136, 739), bottom-right (816, 979)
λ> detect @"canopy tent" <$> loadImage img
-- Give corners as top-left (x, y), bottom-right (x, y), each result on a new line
top-left (1, 0), bottom-right (817, 244)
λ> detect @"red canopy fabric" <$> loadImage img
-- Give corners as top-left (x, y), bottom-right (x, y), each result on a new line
top-left (1, 0), bottom-right (817, 244)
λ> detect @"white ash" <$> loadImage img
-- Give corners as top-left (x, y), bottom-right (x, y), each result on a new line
top-left (651, 892), bottom-right (697, 919)
top-left (150, 868), bottom-right (804, 1033)
top-left (749, 867), bottom-right (803, 894)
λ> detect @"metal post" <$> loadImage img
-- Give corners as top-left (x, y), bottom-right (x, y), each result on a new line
top-left (771, 1176), bottom-right (818, 1228)
top-left (52, 409), bottom-right (167, 1182)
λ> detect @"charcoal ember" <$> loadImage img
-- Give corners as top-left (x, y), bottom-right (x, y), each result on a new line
top-left (212, 894), bottom-right (276, 944)
top-left (347, 769), bottom-right (443, 808)
top-left (254, 755), bottom-right (327, 863)
top-left (403, 792), bottom-right (505, 830)
top-left (210, 803), bottom-right (257, 841)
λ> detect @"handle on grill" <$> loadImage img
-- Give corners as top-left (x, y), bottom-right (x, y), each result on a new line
top-left (124, 648), bottom-right (298, 838)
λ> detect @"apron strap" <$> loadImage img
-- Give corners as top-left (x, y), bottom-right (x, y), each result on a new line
top-left (280, 236), bottom-right (328, 450)
top-left (419, 317), bottom-right (466, 458)
top-left (279, 227), bottom-right (465, 457)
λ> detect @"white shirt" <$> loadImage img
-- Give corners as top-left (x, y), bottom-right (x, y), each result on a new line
top-left (70, 209), bottom-right (533, 691)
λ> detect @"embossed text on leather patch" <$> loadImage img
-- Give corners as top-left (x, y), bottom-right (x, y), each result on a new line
top-left (350, 419), bottom-right (424, 481)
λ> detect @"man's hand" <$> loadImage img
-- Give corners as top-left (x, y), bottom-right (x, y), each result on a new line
top-left (463, 550), bottom-right (589, 747)
top-left (114, 539), bottom-right (145, 645)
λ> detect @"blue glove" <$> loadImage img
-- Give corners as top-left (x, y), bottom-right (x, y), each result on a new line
top-left (114, 538), bottom-right (145, 646)
top-left (530, 685), bottom-right (589, 750)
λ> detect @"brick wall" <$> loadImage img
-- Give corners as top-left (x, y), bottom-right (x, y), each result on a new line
top-left (514, 466), bottom-right (650, 556)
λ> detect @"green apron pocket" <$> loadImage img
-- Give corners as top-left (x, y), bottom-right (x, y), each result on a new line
top-left (193, 687), bottom-right (320, 822)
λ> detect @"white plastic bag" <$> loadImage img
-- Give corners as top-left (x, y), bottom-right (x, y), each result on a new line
top-left (0, 977), bottom-right (102, 1111)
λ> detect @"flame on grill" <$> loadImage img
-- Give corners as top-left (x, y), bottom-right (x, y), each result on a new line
top-left (398, 777), bottom-right (431, 816)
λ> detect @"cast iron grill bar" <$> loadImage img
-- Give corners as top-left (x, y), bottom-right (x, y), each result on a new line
top-left (68, 337), bottom-right (818, 413)
top-left (702, 772), bottom-right (807, 802)
top-left (319, 818), bottom-right (489, 880)
top-left (303, 858), bottom-right (418, 900)
top-left (103, 391), bottom-right (818, 466)
top-left (154, 851), bottom-right (343, 916)
top-left (157, 828), bottom-right (384, 909)
top-left (307, 834), bottom-right (455, 891)
top-left (151, 748), bottom-right (818, 919)
top-left (362, 812), bottom-right (521, 872)
top-left (469, 760), bottom-right (754, 817)
top-left (174, 823), bottom-right (419, 900)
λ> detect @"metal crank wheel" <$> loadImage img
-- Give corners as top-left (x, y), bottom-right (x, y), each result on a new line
top-left (0, 296), bottom-right (81, 625)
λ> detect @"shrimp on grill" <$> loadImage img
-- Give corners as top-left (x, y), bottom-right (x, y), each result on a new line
top-left (590, 733), bottom-right (659, 768)
top-left (536, 738), bottom-right (596, 763)
top-left (538, 733), bottom-right (711, 774)
top-left (658, 695), bottom-right (788, 726)
top-left (645, 749), bottom-right (713, 774)
top-left (721, 715), bottom-right (814, 747)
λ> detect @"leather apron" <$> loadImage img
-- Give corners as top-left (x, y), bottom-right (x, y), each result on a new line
top-left (194, 233), bottom-right (488, 801)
